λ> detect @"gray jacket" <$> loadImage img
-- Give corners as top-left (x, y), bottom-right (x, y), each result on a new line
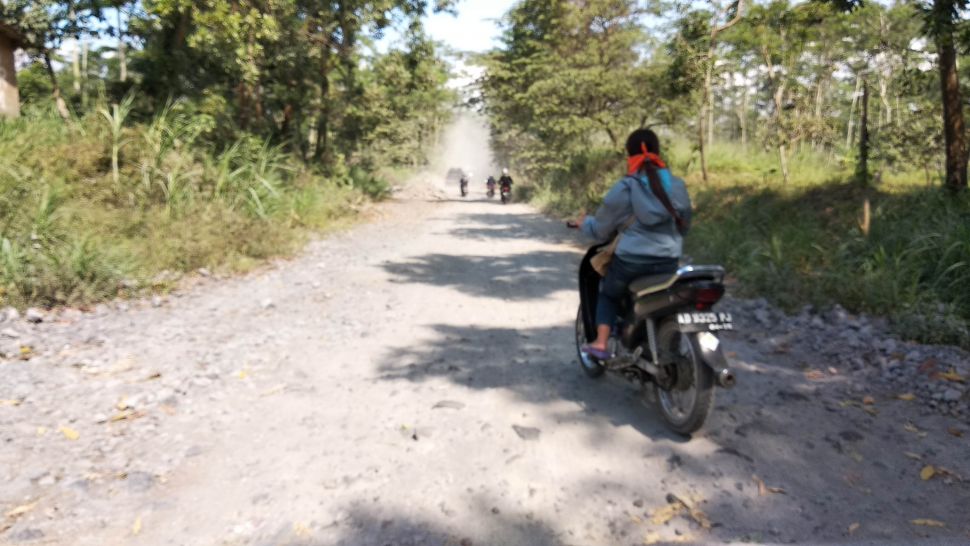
top-left (581, 170), bottom-right (692, 263)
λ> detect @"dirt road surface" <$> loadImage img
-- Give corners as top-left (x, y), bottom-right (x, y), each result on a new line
top-left (2, 117), bottom-right (968, 546)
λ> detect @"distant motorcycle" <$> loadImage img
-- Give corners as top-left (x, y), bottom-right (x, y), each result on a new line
top-left (486, 178), bottom-right (496, 199)
top-left (500, 184), bottom-right (512, 204)
top-left (568, 222), bottom-right (737, 434)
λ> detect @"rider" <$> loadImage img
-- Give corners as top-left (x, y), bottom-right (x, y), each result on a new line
top-left (498, 168), bottom-right (514, 192)
top-left (486, 175), bottom-right (497, 191)
top-left (460, 170), bottom-right (470, 192)
top-left (575, 128), bottom-right (692, 361)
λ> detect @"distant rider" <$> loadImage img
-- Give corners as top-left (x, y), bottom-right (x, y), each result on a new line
top-left (498, 169), bottom-right (514, 192)
top-left (486, 175), bottom-right (497, 196)
top-left (573, 129), bottom-right (692, 361)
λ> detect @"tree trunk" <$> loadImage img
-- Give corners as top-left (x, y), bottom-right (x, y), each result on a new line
top-left (937, 30), bottom-right (967, 192)
top-left (705, 53), bottom-right (714, 148)
top-left (857, 79), bottom-right (870, 186)
top-left (698, 109), bottom-right (709, 183)
top-left (846, 75), bottom-right (862, 150)
top-left (0, 34), bottom-right (19, 118)
top-left (43, 53), bottom-right (70, 121)
top-left (80, 42), bottom-right (89, 109)
top-left (72, 42), bottom-right (81, 93)
top-left (117, 8), bottom-right (128, 83)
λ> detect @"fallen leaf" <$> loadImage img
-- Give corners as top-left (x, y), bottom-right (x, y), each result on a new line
top-left (293, 521), bottom-right (311, 538)
top-left (828, 366), bottom-right (839, 375)
top-left (0, 399), bottom-right (22, 407)
top-left (753, 474), bottom-right (767, 496)
top-left (805, 370), bottom-right (826, 381)
top-left (936, 369), bottom-right (966, 383)
top-left (848, 522), bottom-right (860, 535)
top-left (904, 452), bottom-right (923, 461)
top-left (948, 428), bottom-right (965, 438)
top-left (110, 410), bottom-right (145, 422)
top-left (237, 369), bottom-right (249, 379)
top-left (132, 516), bottom-right (142, 535)
top-left (35, 427), bottom-right (47, 436)
top-left (862, 395), bottom-right (875, 405)
top-left (904, 423), bottom-right (921, 434)
top-left (116, 397), bottom-right (129, 411)
top-left (911, 519), bottom-right (945, 527)
top-left (921, 465), bottom-right (936, 481)
top-left (58, 426), bottom-right (79, 441)
top-left (666, 493), bottom-right (711, 529)
top-left (143, 372), bottom-right (162, 381)
top-left (18, 345), bottom-right (33, 360)
top-left (4, 501), bottom-right (38, 518)
top-left (649, 503), bottom-right (680, 525)
top-left (897, 393), bottom-right (916, 401)
top-left (260, 384), bottom-right (286, 397)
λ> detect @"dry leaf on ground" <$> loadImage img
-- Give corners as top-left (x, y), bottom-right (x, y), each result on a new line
top-left (752, 475), bottom-right (786, 495)
top-left (804, 370), bottom-right (826, 381)
top-left (897, 393), bottom-right (916, 401)
top-left (948, 428), bottom-right (965, 438)
top-left (848, 523), bottom-right (860, 535)
top-left (132, 516), bottom-right (142, 535)
top-left (862, 395), bottom-right (875, 405)
top-left (58, 426), bottom-right (79, 440)
top-left (935, 369), bottom-right (966, 383)
top-left (904, 452), bottom-right (923, 461)
top-left (921, 465), bottom-right (936, 481)
top-left (0, 399), bottom-right (22, 407)
top-left (911, 519), bottom-right (945, 527)
top-left (4, 501), bottom-right (38, 518)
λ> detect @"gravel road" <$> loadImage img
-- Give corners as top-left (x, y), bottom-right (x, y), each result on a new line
top-left (2, 117), bottom-right (968, 546)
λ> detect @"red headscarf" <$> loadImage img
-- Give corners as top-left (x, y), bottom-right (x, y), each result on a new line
top-left (627, 142), bottom-right (667, 176)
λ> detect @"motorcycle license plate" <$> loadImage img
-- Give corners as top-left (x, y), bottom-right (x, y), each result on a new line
top-left (677, 312), bottom-right (734, 332)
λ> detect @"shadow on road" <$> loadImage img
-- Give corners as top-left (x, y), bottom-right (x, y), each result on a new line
top-left (383, 251), bottom-right (576, 301)
top-left (445, 211), bottom-right (580, 246)
top-left (329, 502), bottom-right (567, 546)
top-left (374, 322), bottom-right (687, 446)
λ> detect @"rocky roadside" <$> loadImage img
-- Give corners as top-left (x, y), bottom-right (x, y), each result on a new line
top-left (726, 298), bottom-right (969, 421)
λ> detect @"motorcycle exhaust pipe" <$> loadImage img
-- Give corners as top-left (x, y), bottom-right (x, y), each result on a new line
top-left (717, 368), bottom-right (736, 389)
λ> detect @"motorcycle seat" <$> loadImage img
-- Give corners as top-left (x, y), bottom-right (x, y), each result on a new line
top-left (628, 265), bottom-right (726, 298)
top-left (628, 273), bottom-right (679, 298)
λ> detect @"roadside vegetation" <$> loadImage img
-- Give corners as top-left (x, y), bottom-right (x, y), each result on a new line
top-left (0, 2), bottom-right (455, 309)
top-left (481, 0), bottom-right (970, 347)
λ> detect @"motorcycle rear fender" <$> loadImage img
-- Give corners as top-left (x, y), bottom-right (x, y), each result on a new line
top-left (686, 330), bottom-right (736, 388)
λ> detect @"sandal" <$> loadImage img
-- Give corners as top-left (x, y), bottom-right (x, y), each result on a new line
top-left (581, 344), bottom-right (613, 361)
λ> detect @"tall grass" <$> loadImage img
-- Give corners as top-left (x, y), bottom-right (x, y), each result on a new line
top-left (0, 100), bottom-right (377, 309)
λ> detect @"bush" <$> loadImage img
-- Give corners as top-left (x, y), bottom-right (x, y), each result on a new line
top-left (0, 100), bottom-right (373, 309)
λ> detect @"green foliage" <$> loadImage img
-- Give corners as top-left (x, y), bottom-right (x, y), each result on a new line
top-left (688, 172), bottom-right (970, 347)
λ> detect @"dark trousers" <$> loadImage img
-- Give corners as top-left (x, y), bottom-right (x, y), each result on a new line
top-left (596, 256), bottom-right (678, 329)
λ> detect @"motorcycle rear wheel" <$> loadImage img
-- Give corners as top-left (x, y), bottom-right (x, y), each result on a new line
top-left (575, 305), bottom-right (605, 378)
top-left (653, 320), bottom-right (715, 435)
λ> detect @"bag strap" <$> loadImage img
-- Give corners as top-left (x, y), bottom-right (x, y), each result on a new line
top-left (639, 169), bottom-right (686, 232)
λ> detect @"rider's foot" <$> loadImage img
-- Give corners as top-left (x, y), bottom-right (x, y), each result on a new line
top-left (581, 344), bottom-right (613, 361)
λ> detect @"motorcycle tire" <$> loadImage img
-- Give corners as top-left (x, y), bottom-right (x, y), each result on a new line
top-left (575, 305), bottom-right (605, 378)
top-left (652, 319), bottom-right (715, 435)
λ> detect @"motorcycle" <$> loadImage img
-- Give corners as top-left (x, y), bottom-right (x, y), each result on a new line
top-left (500, 184), bottom-right (512, 204)
top-left (486, 181), bottom-right (496, 199)
top-left (569, 234), bottom-right (737, 435)
top-left (460, 178), bottom-right (469, 197)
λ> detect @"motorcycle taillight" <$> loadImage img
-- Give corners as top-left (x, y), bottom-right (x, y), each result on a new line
top-left (693, 286), bottom-right (724, 310)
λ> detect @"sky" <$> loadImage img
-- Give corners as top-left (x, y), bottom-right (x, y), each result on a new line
top-left (424, 0), bottom-right (517, 53)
